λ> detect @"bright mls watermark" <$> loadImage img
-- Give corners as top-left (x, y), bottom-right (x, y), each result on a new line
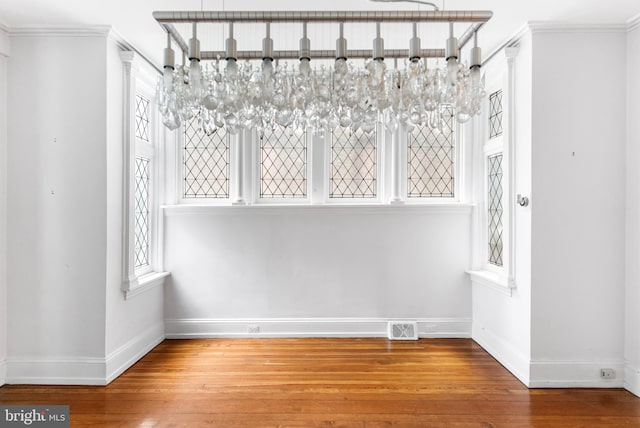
top-left (0, 406), bottom-right (69, 427)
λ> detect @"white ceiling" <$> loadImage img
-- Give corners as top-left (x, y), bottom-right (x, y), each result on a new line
top-left (1, 0), bottom-right (639, 67)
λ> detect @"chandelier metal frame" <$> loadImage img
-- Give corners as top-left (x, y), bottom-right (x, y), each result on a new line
top-left (153, 9), bottom-right (493, 134)
top-left (153, 10), bottom-right (492, 60)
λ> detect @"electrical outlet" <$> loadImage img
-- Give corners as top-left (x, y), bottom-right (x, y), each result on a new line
top-left (247, 325), bottom-right (260, 334)
top-left (600, 368), bottom-right (616, 379)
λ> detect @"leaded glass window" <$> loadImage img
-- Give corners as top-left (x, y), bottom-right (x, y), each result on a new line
top-left (134, 157), bottom-right (150, 268)
top-left (135, 94), bottom-right (150, 142)
top-left (330, 127), bottom-right (377, 198)
top-left (408, 107), bottom-right (455, 198)
top-left (183, 118), bottom-right (230, 198)
top-left (488, 153), bottom-right (503, 266)
top-left (260, 126), bottom-right (307, 198)
top-left (489, 90), bottom-right (503, 139)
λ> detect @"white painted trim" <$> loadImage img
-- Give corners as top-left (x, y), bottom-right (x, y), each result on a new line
top-left (472, 322), bottom-right (530, 386)
top-left (5, 357), bottom-right (106, 386)
top-left (0, 26), bottom-right (9, 58)
top-left (125, 271), bottom-right (169, 300)
top-left (9, 25), bottom-right (112, 37)
top-left (483, 24), bottom-right (529, 67)
top-left (529, 360), bottom-right (625, 388)
top-left (5, 324), bottom-right (165, 385)
top-left (106, 323), bottom-right (164, 384)
top-left (107, 27), bottom-right (161, 73)
top-left (163, 203), bottom-right (474, 217)
top-left (467, 270), bottom-right (513, 296)
top-left (624, 363), bottom-right (640, 397)
top-left (0, 359), bottom-right (6, 386)
top-left (165, 318), bottom-right (471, 339)
top-left (528, 21), bottom-right (627, 34)
top-left (628, 13), bottom-right (640, 32)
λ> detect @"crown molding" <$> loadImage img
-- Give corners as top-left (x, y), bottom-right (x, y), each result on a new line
top-left (9, 24), bottom-right (112, 37)
top-left (527, 21), bottom-right (627, 34)
top-left (628, 13), bottom-right (640, 32)
top-left (485, 19), bottom-right (634, 67)
top-left (483, 23), bottom-right (529, 67)
top-left (0, 24), bottom-right (9, 57)
top-left (5, 24), bottom-right (161, 73)
top-left (107, 27), bottom-right (161, 74)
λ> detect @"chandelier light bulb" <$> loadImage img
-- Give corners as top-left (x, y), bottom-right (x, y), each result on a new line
top-left (299, 58), bottom-right (311, 76)
top-left (226, 58), bottom-right (238, 78)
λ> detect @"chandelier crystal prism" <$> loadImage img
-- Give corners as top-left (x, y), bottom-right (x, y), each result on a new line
top-left (154, 9), bottom-right (492, 135)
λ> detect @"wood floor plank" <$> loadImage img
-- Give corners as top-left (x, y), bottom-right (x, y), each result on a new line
top-left (1, 338), bottom-right (639, 427)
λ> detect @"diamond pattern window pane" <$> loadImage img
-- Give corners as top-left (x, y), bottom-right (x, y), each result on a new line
top-left (330, 127), bottom-right (377, 198)
top-left (260, 126), bottom-right (307, 198)
top-left (135, 94), bottom-right (150, 142)
top-left (183, 118), bottom-right (230, 198)
top-left (408, 107), bottom-right (455, 198)
top-left (488, 153), bottom-right (504, 267)
top-left (134, 157), bottom-right (150, 269)
top-left (489, 90), bottom-right (503, 139)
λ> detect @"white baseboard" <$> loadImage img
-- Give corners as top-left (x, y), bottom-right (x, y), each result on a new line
top-left (165, 317), bottom-right (471, 339)
top-left (105, 322), bottom-right (165, 384)
top-left (529, 360), bottom-right (625, 388)
top-left (0, 359), bottom-right (6, 386)
top-left (624, 364), bottom-right (640, 397)
top-left (6, 356), bottom-right (107, 386)
top-left (472, 322), bottom-right (530, 386)
top-left (5, 323), bottom-right (165, 386)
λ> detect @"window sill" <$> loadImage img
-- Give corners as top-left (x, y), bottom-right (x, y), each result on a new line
top-left (163, 203), bottom-right (474, 216)
top-left (467, 270), bottom-right (514, 297)
top-left (125, 271), bottom-right (170, 300)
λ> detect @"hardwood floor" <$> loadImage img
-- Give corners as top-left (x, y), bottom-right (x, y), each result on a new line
top-left (1, 338), bottom-right (639, 427)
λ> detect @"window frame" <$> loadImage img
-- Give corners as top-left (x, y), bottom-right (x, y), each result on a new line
top-left (133, 90), bottom-right (156, 277)
top-left (178, 116), bottom-right (232, 204)
top-left (468, 46), bottom-right (520, 294)
top-left (483, 135), bottom-right (504, 275)
top-left (120, 51), bottom-right (169, 300)
top-left (251, 126), bottom-right (312, 205)
top-left (324, 123), bottom-right (383, 204)
top-left (403, 108), bottom-right (461, 203)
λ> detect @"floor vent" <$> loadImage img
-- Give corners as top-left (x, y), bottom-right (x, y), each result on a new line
top-left (388, 321), bottom-right (419, 340)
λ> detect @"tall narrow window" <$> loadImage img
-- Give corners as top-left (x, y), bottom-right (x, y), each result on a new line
top-left (407, 107), bottom-right (455, 198)
top-left (487, 154), bottom-right (503, 266)
top-left (260, 126), bottom-right (307, 198)
top-left (183, 118), bottom-right (230, 198)
top-left (135, 95), bottom-right (150, 142)
top-left (330, 127), bottom-right (377, 198)
top-left (134, 157), bottom-right (150, 268)
top-left (133, 94), bottom-right (152, 270)
top-left (121, 52), bottom-right (169, 298)
top-left (486, 89), bottom-right (505, 267)
top-left (489, 90), bottom-right (504, 139)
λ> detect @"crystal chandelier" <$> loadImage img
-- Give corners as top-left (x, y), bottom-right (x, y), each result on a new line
top-left (154, 7), bottom-right (492, 135)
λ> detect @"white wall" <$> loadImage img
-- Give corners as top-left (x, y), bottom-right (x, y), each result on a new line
top-left (471, 32), bottom-right (533, 385)
top-left (104, 37), bottom-right (164, 382)
top-left (529, 27), bottom-right (626, 386)
top-left (164, 206), bottom-right (472, 337)
top-left (4, 29), bottom-right (163, 385)
top-left (6, 33), bottom-right (108, 375)
top-left (0, 26), bottom-right (9, 386)
top-left (625, 20), bottom-right (640, 397)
